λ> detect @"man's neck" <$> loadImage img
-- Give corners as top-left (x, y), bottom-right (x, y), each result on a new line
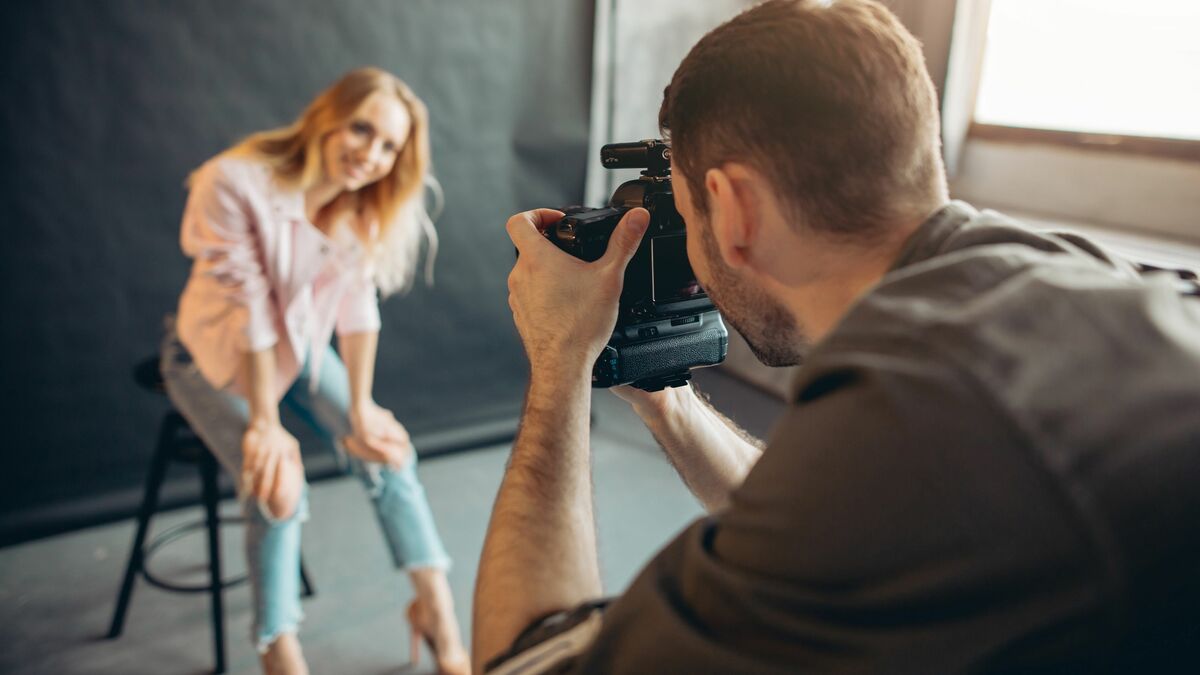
top-left (781, 214), bottom-right (930, 343)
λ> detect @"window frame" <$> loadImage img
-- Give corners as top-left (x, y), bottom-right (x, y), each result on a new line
top-left (968, 123), bottom-right (1200, 164)
top-left (944, 0), bottom-right (1200, 244)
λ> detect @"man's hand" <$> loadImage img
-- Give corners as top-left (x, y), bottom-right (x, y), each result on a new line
top-left (344, 400), bottom-right (413, 469)
top-left (506, 207), bottom-right (650, 374)
top-left (612, 381), bottom-right (765, 512)
top-left (612, 383), bottom-right (676, 416)
top-left (472, 206), bottom-right (648, 671)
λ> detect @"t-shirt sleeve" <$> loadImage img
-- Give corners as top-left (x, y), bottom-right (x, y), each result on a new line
top-left (571, 356), bottom-right (1099, 673)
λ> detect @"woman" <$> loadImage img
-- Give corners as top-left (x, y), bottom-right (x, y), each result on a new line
top-left (162, 67), bottom-right (469, 675)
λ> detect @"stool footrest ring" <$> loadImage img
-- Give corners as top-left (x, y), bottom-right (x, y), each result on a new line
top-left (141, 517), bottom-right (249, 594)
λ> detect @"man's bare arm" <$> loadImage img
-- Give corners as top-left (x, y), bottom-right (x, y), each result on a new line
top-left (472, 364), bottom-right (600, 672)
top-left (472, 207), bottom-right (648, 672)
top-left (620, 384), bottom-right (763, 512)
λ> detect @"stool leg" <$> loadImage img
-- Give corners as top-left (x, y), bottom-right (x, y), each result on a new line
top-left (200, 452), bottom-right (227, 674)
top-left (300, 558), bottom-right (315, 598)
top-left (108, 413), bottom-right (176, 639)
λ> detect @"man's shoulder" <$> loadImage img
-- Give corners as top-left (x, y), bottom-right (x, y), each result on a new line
top-left (789, 202), bottom-right (1200, 507)
top-left (791, 210), bottom-right (1200, 598)
top-left (812, 222), bottom-right (1200, 424)
top-left (825, 205), bottom-right (1192, 363)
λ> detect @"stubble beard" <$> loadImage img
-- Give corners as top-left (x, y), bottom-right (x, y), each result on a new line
top-left (698, 223), bottom-right (809, 368)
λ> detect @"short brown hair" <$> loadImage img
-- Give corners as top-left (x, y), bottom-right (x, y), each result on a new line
top-left (660, 0), bottom-right (946, 239)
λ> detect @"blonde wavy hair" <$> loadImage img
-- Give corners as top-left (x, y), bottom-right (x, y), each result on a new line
top-left (219, 66), bottom-right (439, 295)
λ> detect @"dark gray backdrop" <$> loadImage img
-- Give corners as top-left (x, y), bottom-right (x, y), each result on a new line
top-left (0, 0), bottom-right (595, 545)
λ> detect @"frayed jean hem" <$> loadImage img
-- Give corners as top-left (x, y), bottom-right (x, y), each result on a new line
top-left (254, 610), bottom-right (305, 655)
top-left (240, 490), bottom-right (312, 527)
top-left (399, 556), bottom-right (454, 574)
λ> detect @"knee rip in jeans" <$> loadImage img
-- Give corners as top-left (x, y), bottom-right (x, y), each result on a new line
top-left (251, 489), bottom-right (309, 527)
top-left (263, 495), bottom-right (300, 521)
top-left (257, 461), bottom-right (307, 521)
top-left (362, 459), bottom-right (417, 500)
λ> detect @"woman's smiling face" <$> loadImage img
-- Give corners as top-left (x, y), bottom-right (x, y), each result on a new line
top-left (321, 91), bottom-right (411, 192)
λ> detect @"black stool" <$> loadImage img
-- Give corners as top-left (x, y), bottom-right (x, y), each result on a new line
top-left (108, 357), bottom-right (315, 674)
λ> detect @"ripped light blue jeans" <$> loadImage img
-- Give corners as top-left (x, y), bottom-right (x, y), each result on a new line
top-left (160, 323), bottom-right (451, 652)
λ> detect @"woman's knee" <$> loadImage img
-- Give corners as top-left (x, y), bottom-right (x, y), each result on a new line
top-left (262, 461), bottom-right (306, 521)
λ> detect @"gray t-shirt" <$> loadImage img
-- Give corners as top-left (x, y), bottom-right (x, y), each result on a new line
top-left (574, 202), bottom-right (1200, 672)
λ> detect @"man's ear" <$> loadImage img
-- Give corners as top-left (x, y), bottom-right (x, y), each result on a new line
top-left (704, 163), bottom-right (762, 270)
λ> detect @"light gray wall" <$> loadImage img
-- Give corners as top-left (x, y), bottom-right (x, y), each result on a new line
top-left (585, 0), bottom-right (755, 206)
top-left (885, 0), bottom-right (959, 99)
top-left (585, 0), bottom-right (962, 399)
top-left (586, 0), bottom-right (959, 207)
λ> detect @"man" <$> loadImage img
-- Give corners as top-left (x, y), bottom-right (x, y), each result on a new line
top-left (474, 0), bottom-right (1200, 671)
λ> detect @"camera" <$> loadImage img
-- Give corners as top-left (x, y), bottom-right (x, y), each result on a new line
top-left (547, 140), bottom-right (728, 391)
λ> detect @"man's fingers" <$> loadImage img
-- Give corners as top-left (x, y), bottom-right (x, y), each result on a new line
top-left (611, 383), bottom-right (657, 405)
top-left (506, 209), bottom-right (565, 251)
top-left (602, 207), bottom-right (650, 269)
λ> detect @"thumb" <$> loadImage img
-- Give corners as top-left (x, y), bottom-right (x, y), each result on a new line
top-left (603, 207), bottom-right (650, 269)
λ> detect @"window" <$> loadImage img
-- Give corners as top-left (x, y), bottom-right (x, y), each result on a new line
top-left (949, 0), bottom-right (1200, 243)
top-left (975, 0), bottom-right (1200, 141)
top-left (966, 0), bottom-right (1200, 162)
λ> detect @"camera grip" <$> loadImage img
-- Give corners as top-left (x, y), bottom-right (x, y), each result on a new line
top-left (593, 317), bottom-right (728, 390)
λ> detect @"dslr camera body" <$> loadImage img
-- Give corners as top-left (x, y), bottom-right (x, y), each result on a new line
top-left (547, 140), bottom-right (728, 391)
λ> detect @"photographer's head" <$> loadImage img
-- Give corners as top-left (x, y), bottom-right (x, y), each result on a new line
top-left (661, 0), bottom-right (948, 364)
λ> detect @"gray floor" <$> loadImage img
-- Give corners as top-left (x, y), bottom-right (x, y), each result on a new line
top-left (0, 370), bottom-right (780, 675)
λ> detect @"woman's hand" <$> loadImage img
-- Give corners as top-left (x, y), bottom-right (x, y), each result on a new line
top-left (242, 419), bottom-right (304, 519)
top-left (345, 400), bottom-right (413, 469)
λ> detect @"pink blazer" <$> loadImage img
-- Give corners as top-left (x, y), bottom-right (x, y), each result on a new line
top-left (176, 156), bottom-right (381, 401)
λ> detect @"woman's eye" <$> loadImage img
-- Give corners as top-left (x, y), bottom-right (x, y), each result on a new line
top-left (351, 121), bottom-right (371, 136)
top-left (383, 141), bottom-right (397, 154)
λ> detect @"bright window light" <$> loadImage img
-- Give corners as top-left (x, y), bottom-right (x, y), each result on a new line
top-left (974, 0), bottom-right (1200, 140)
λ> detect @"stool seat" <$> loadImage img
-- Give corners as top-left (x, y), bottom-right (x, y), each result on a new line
top-left (172, 440), bottom-right (211, 464)
top-left (133, 356), bottom-right (167, 394)
top-left (159, 411), bottom-right (212, 464)
top-left (109, 354), bottom-right (315, 674)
